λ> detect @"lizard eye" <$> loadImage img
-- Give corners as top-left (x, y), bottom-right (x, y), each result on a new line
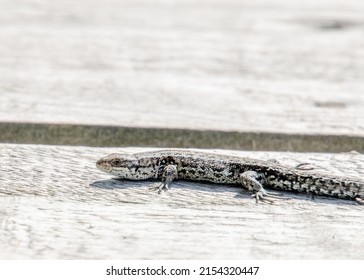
top-left (111, 159), bottom-right (122, 167)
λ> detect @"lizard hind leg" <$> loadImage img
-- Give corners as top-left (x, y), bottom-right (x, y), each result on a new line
top-left (149, 165), bottom-right (178, 194)
top-left (239, 171), bottom-right (287, 203)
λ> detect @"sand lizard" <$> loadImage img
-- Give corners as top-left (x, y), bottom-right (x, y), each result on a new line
top-left (96, 149), bottom-right (364, 204)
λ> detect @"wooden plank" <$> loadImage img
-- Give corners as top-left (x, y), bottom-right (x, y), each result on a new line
top-left (1, 144), bottom-right (363, 259)
top-left (1, 122), bottom-right (364, 152)
top-left (0, 0), bottom-right (364, 136)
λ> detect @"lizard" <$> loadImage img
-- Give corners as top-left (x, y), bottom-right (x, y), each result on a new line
top-left (96, 149), bottom-right (364, 204)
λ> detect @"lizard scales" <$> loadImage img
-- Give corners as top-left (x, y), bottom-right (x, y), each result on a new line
top-left (96, 149), bottom-right (364, 203)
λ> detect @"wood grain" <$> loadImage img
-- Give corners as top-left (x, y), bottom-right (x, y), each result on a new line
top-left (1, 144), bottom-right (363, 259)
top-left (0, 0), bottom-right (364, 136)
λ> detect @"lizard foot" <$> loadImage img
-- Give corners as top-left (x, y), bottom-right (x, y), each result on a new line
top-left (355, 197), bottom-right (364, 205)
top-left (240, 171), bottom-right (290, 204)
top-left (148, 183), bottom-right (169, 194)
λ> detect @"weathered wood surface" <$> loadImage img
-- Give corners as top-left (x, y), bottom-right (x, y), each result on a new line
top-left (0, 0), bottom-right (364, 136)
top-left (1, 144), bottom-right (363, 259)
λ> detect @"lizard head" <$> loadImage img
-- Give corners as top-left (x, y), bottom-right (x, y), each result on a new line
top-left (96, 153), bottom-right (153, 180)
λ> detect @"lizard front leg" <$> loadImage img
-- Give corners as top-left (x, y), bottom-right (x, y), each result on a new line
top-left (149, 165), bottom-right (178, 193)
